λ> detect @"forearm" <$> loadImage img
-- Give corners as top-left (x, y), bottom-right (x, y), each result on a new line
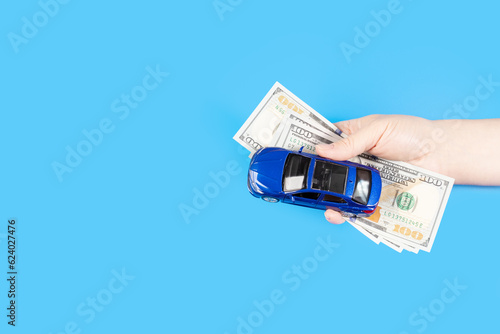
top-left (432, 119), bottom-right (500, 185)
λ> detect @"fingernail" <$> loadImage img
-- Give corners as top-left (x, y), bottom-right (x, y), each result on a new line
top-left (325, 210), bottom-right (336, 222)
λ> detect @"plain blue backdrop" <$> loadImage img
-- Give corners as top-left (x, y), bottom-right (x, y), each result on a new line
top-left (1, 0), bottom-right (499, 333)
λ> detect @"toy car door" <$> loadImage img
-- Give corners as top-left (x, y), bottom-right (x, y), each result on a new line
top-left (317, 193), bottom-right (348, 210)
top-left (283, 191), bottom-right (321, 208)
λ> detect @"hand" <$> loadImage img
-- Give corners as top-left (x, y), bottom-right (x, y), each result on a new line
top-left (316, 115), bottom-right (438, 224)
top-left (315, 114), bottom-right (500, 224)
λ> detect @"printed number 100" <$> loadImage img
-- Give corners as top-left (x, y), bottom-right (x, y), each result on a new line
top-left (393, 224), bottom-right (423, 240)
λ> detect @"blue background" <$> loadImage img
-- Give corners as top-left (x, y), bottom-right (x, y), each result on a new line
top-left (1, 0), bottom-right (499, 333)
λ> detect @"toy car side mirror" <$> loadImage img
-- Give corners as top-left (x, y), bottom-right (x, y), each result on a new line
top-left (298, 146), bottom-right (304, 153)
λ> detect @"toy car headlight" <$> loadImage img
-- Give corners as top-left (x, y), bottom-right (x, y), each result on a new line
top-left (248, 170), bottom-right (264, 194)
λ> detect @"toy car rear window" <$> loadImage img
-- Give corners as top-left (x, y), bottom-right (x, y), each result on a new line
top-left (283, 154), bottom-right (311, 192)
top-left (352, 168), bottom-right (372, 205)
top-left (312, 160), bottom-right (348, 194)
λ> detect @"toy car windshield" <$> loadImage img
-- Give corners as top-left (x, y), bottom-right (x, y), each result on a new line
top-left (283, 154), bottom-right (311, 191)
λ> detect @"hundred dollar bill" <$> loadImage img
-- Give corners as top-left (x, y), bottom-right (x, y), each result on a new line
top-left (350, 219), bottom-right (419, 253)
top-left (270, 115), bottom-right (453, 252)
top-left (270, 113), bottom-right (338, 153)
top-left (233, 82), bottom-right (343, 156)
top-left (350, 157), bottom-right (453, 252)
top-left (349, 222), bottom-right (380, 245)
top-left (391, 238), bottom-right (419, 254)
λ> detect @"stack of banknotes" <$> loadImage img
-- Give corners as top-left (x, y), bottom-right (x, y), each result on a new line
top-left (234, 82), bottom-right (454, 253)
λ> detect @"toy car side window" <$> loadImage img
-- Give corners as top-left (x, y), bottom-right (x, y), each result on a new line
top-left (294, 192), bottom-right (320, 200)
top-left (322, 194), bottom-right (347, 203)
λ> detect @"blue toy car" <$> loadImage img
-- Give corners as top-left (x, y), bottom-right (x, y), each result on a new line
top-left (247, 147), bottom-right (382, 217)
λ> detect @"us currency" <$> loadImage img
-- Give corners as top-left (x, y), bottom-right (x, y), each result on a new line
top-left (384, 237), bottom-right (419, 254)
top-left (350, 218), bottom-right (419, 253)
top-left (234, 84), bottom-right (414, 251)
top-left (348, 157), bottom-right (453, 253)
top-left (232, 82), bottom-right (396, 247)
top-left (233, 82), bottom-right (343, 156)
top-left (349, 221), bottom-right (380, 244)
top-left (270, 113), bottom-right (338, 153)
top-left (235, 82), bottom-right (454, 252)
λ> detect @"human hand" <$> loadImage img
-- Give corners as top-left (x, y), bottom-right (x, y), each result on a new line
top-left (315, 114), bottom-right (449, 224)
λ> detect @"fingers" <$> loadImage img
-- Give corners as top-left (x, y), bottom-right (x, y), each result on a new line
top-left (316, 115), bottom-right (385, 161)
top-left (334, 119), bottom-right (358, 135)
top-left (334, 115), bottom-right (379, 135)
top-left (316, 125), bottom-right (380, 161)
top-left (324, 210), bottom-right (345, 224)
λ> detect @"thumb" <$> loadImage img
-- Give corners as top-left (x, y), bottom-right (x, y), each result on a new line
top-left (316, 125), bottom-right (380, 161)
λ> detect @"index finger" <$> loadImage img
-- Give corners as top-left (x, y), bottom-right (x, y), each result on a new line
top-left (335, 115), bottom-right (381, 136)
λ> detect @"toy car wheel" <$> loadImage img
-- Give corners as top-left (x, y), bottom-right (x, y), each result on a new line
top-left (262, 196), bottom-right (279, 203)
